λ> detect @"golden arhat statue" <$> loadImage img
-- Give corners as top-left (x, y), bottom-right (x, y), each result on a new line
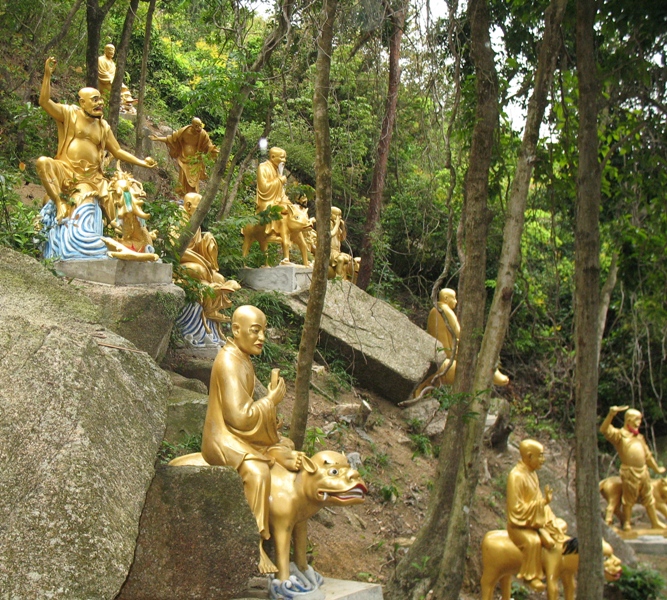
top-left (97, 44), bottom-right (116, 96)
top-left (169, 305), bottom-right (367, 584)
top-left (36, 57), bottom-right (157, 260)
top-left (171, 193), bottom-right (240, 346)
top-left (413, 288), bottom-right (509, 397)
top-left (600, 405), bottom-right (666, 532)
top-left (242, 147), bottom-right (313, 266)
top-left (119, 84), bottom-right (138, 115)
top-left (479, 438), bottom-right (622, 600)
top-left (150, 118), bottom-right (218, 195)
top-left (328, 206), bottom-right (354, 280)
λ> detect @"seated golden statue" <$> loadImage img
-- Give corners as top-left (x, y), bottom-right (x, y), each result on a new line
top-left (328, 206), bottom-right (353, 280)
top-left (176, 192), bottom-right (240, 336)
top-left (97, 44), bottom-right (116, 96)
top-left (600, 406), bottom-right (666, 531)
top-left (150, 118), bottom-right (218, 195)
top-left (413, 288), bottom-right (509, 396)
top-left (505, 439), bottom-right (566, 592)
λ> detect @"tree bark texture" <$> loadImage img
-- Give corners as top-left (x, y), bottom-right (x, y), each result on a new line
top-left (135, 0), bottom-right (156, 156)
top-left (355, 1), bottom-right (406, 290)
top-left (85, 0), bottom-right (118, 88)
top-left (574, 0), bottom-right (604, 596)
top-left (289, 0), bottom-right (337, 451)
top-left (174, 0), bottom-right (295, 256)
top-left (385, 0), bottom-right (498, 596)
top-left (108, 0), bottom-right (140, 135)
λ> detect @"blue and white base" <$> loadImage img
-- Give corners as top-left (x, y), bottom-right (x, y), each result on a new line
top-left (175, 302), bottom-right (225, 348)
top-left (270, 564), bottom-right (325, 600)
top-left (40, 200), bottom-right (108, 260)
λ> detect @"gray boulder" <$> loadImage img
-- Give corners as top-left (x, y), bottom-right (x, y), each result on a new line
top-left (165, 385), bottom-right (208, 444)
top-left (286, 279), bottom-right (438, 403)
top-left (0, 248), bottom-right (170, 599)
top-left (117, 465), bottom-right (260, 600)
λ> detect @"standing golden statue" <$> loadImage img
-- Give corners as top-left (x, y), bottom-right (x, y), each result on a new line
top-left (97, 44), bottom-right (116, 96)
top-left (119, 84), bottom-right (138, 115)
top-left (150, 118), bottom-right (218, 195)
top-left (600, 406), bottom-right (666, 531)
top-left (328, 206), bottom-right (353, 280)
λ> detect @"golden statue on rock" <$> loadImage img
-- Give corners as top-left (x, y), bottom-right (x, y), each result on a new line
top-left (97, 44), bottom-right (116, 96)
top-left (480, 439), bottom-right (622, 600)
top-left (413, 288), bottom-right (508, 397)
top-left (170, 305), bottom-right (367, 583)
top-left (150, 118), bottom-right (218, 195)
top-left (600, 406), bottom-right (666, 532)
top-left (242, 147), bottom-right (313, 267)
top-left (328, 206), bottom-right (354, 280)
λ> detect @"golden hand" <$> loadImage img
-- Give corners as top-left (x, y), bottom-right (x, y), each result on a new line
top-left (143, 156), bottom-right (157, 168)
top-left (544, 484), bottom-right (553, 504)
top-left (45, 56), bottom-right (57, 76)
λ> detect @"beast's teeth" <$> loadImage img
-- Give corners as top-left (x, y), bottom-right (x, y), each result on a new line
top-left (323, 492), bottom-right (328, 501)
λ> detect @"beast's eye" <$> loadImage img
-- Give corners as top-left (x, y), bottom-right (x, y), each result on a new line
top-left (329, 468), bottom-right (339, 476)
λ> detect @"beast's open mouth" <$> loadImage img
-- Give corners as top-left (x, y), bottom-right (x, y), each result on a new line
top-left (319, 483), bottom-right (368, 501)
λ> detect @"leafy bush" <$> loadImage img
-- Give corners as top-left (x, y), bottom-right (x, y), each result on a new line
top-left (0, 169), bottom-right (44, 257)
top-left (605, 564), bottom-right (666, 600)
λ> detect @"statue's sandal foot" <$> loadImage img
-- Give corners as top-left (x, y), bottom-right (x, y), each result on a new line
top-left (528, 578), bottom-right (546, 592)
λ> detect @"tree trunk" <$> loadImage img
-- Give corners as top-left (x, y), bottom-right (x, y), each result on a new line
top-left (174, 0), bottom-right (295, 256)
top-left (574, 0), bottom-right (604, 595)
top-left (134, 0), bottom-right (156, 157)
top-left (85, 0), bottom-right (118, 88)
top-left (385, 0), bottom-right (498, 596)
top-left (108, 0), bottom-right (140, 135)
top-left (355, 0), bottom-right (406, 290)
top-left (289, 0), bottom-right (337, 451)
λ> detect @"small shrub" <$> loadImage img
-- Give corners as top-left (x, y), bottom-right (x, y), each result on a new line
top-left (409, 433), bottom-right (433, 457)
top-left (158, 433), bottom-right (202, 463)
top-left (303, 426), bottom-right (326, 457)
top-left (606, 564), bottom-right (665, 600)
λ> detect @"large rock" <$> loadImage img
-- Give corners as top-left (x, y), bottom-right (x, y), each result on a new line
top-left (117, 465), bottom-right (260, 600)
top-left (286, 280), bottom-right (438, 403)
top-left (164, 385), bottom-right (208, 444)
top-left (76, 280), bottom-right (185, 363)
top-left (0, 248), bottom-right (170, 599)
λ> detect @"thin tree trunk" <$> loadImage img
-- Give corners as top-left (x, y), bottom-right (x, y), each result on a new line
top-left (574, 0), bottom-right (604, 595)
top-left (135, 0), bottom-right (156, 157)
top-left (355, 0), bottom-right (406, 290)
top-left (85, 0), bottom-right (118, 88)
top-left (289, 0), bottom-right (337, 451)
top-left (385, 0), bottom-right (498, 596)
top-left (108, 0), bottom-right (140, 135)
top-left (597, 253), bottom-right (618, 364)
top-left (174, 0), bottom-right (295, 256)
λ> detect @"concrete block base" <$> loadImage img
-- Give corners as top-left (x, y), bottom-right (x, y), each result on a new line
top-left (321, 579), bottom-right (383, 599)
top-left (55, 258), bottom-right (172, 285)
top-left (624, 535), bottom-right (667, 555)
top-left (239, 265), bottom-right (312, 293)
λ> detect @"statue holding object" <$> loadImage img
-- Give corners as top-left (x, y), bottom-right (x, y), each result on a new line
top-left (35, 57), bottom-right (156, 260)
top-left (170, 306), bottom-right (366, 589)
top-left (328, 206), bottom-right (354, 280)
top-left (600, 405), bottom-right (666, 531)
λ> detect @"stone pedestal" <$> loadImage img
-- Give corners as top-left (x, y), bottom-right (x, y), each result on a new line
top-left (320, 578), bottom-right (383, 599)
top-left (623, 534), bottom-right (667, 555)
top-left (239, 265), bottom-right (312, 293)
top-left (55, 258), bottom-right (173, 285)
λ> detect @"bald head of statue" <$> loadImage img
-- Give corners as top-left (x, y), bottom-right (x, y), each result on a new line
top-left (439, 288), bottom-right (457, 308)
top-left (231, 305), bottom-right (267, 356)
top-left (519, 439), bottom-right (545, 472)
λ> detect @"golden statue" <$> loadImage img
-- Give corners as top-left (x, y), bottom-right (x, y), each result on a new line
top-left (413, 288), bottom-right (508, 396)
top-left (505, 439), bottom-right (566, 592)
top-left (174, 192), bottom-right (240, 340)
top-left (150, 118), bottom-right (218, 195)
top-left (119, 84), bottom-right (138, 115)
top-left (100, 162), bottom-right (158, 261)
top-left (36, 57), bottom-right (157, 223)
top-left (600, 406), bottom-right (666, 531)
top-left (97, 44), bottom-right (116, 96)
top-left (601, 475), bottom-right (667, 528)
top-left (256, 146), bottom-right (290, 216)
top-left (328, 206), bottom-right (353, 280)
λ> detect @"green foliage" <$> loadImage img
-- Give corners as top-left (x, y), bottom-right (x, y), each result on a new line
top-left (379, 482), bottom-right (399, 503)
top-left (302, 426), bottom-right (326, 457)
top-left (158, 433), bottom-right (202, 463)
top-left (0, 168), bottom-right (44, 257)
top-left (409, 433), bottom-right (432, 458)
top-left (606, 564), bottom-right (666, 600)
top-left (116, 118), bottom-right (135, 146)
top-left (509, 582), bottom-right (531, 600)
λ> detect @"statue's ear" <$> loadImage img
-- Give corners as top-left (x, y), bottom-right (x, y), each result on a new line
top-left (302, 455), bottom-right (317, 474)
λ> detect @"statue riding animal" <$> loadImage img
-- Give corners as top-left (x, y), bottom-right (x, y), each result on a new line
top-left (480, 532), bottom-right (622, 600)
top-left (600, 475), bottom-right (667, 528)
top-left (242, 202), bottom-right (313, 267)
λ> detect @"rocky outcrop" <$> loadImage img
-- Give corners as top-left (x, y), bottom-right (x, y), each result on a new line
top-left (164, 385), bottom-right (208, 444)
top-left (286, 279), bottom-right (438, 403)
top-left (77, 280), bottom-right (185, 363)
top-left (117, 465), bottom-right (260, 600)
top-left (0, 248), bottom-right (170, 599)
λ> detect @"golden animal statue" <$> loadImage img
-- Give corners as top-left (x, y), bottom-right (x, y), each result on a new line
top-left (101, 162), bottom-right (158, 261)
top-left (150, 118), bottom-right (218, 195)
top-left (600, 405), bottom-right (666, 531)
top-left (413, 288), bottom-right (509, 397)
top-left (601, 476), bottom-right (667, 529)
top-left (171, 449), bottom-right (367, 582)
top-left (36, 56), bottom-right (157, 223)
top-left (176, 192), bottom-right (240, 336)
top-left (480, 532), bottom-right (622, 600)
top-left (97, 44), bottom-right (116, 95)
top-left (242, 201), bottom-right (313, 267)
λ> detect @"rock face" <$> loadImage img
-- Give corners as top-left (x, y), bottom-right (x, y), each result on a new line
top-left (0, 248), bottom-right (170, 599)
top-left (117, 465), bottom-right (260, 600)
top-left (286, 279), bottom-right (438, 403)
top-left (164, 385), bottom-right (208, 444)
top-left (77, 280), bottom-right (185, 363)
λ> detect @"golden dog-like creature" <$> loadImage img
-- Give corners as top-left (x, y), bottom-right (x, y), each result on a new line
top-left (169, 450), bottom-right (366, 581)
top-left (600, 475), bottom-right (667, 528)
top-left (480, 531), bottom-right (622, 600)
